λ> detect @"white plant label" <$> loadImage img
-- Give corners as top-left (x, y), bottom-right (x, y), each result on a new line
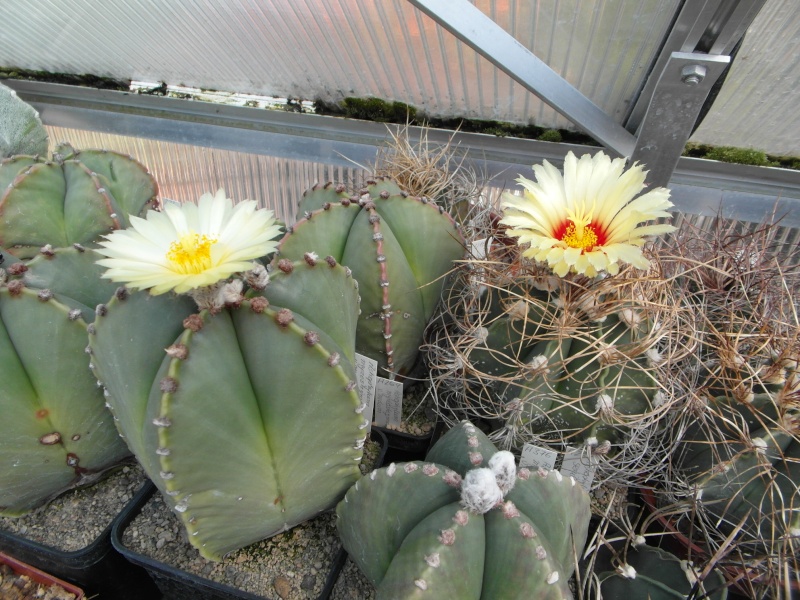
top-left (373, 377), bottom-right (403, 428)
top-left (519, 443), bottom-right (558, 470)
top-left (354, 353), bottom-right (378, 432)
top-left (560, 449), bottom-right (596, 492)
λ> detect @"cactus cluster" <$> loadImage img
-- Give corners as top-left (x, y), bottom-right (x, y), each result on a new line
top-left (661, 219), bottom-right (800, 592)
top-left (89, 256), bottom-right (367, 559)
top-left (337, 421), bottom-right (590, 599)
top-left (276, 178), bottom-right (465, 380)
top-left (426, 232), bottom-right (686, 486)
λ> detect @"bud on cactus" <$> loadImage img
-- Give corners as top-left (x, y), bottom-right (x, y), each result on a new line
top-left (337, 421), bottom-right (590, 598)
top-left (276, 178), bottom-right (465, 379)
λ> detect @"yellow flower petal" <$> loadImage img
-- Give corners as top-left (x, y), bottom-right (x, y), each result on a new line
top-left (96, 189), bottom-right (282, 294)
top-left (499, 151), bottom-right (674, 277)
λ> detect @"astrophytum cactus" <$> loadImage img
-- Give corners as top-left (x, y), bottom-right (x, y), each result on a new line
top-left (0, 82), bottom-right (48, 159)
top-left (0, 245), bottom-right (130, 515)
top-left (336, 421), bottom-right (590, 599)
top-left (276, 177), bottom-right (465, 379)
top-left (0, 142), bottom-right (157, 258)
top-left (89, 256), bottom-right (368, 559)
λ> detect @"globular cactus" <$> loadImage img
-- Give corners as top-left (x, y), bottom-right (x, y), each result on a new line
top-left (0, 246), bottom-right (130, 515)
top-left (660, 219), bottom-right (800, 594)
top-left (0, 82), bottom-right (48, 159)
top-left (276, 178), bottom-right (465, 380)
top-left (0, 142), bottom-right (157, 258)
top-left (336, 421), bottom-right (590, 599)
top-left (425, 152), bottom-right (684, 486)
top-left (597, 544), bottom-right (728, 600)
top-left (89, 256), bottom-right (368, 560)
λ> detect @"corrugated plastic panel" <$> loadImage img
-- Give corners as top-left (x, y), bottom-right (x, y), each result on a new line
top-left (0, 0), bottom-right (678, 131)
top-left (44, 126), bottom-right (365, 223)
top-left (690, 0), bottom-right (800, 156)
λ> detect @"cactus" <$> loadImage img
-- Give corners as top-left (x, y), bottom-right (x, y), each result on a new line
top-left (336, 421), bottom-right (590, 599)
top-left (0, 142), bottom-right (157, 258)
top-left (276, 178), bottom-right (465, 379)
top-left (0, 82), bottom-right (48, 159)
top-left (597, 544), bottom-right (728, 599)
top-left (0, 246), bottom-right (130, 515)
top-left (88, 256), bottom-right (368, 559)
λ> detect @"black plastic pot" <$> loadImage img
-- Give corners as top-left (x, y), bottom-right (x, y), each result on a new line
top-left (374, 425), bottom-right (434, 458)
top-left (0, 477), bottom-right (161, 600)
top-left (112, 429), bottom-right (388, 600)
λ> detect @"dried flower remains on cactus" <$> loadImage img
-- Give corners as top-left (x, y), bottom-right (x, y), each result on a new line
top-left (499, 151), bottom-right (675, 277)
top-left (95, 189), bottom-right (282, 295)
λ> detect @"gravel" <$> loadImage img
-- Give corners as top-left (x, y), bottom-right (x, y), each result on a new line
top-left (0, 463), bottom-right (147, 552)
top-left (119, 437), bottom-right (386, 599)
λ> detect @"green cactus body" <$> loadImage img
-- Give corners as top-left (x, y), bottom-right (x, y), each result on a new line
top-left (89, 259), bottom-right (367, 559)
top-left (337, 421), bottom-right (591, 599)
top-left (0, 82), bottom-right (48, 159)
top-left (277, 179), bottom-right (465, 379)
top-left (677, 393), bottom-right (800, 538)
top-left (455, 269), bottom-right (663, 451)
top-left (598, 544), bottom-right (728, 599)
top-left (0, 143), bottom-right (157, 258)
top-left (0, 262), bottom-right (130, 515)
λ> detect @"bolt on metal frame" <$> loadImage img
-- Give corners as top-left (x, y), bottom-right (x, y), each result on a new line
top-left (408, 0), bottom-right (767, 188)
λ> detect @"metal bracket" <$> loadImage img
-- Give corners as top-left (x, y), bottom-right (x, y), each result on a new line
top-left (630, 52), bottom-right (730, 188)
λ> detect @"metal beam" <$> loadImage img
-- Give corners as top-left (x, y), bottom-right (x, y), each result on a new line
top-left (630, 52), bottom-right (730, 188)
top-left (406, 0), bottom-right (636, 158)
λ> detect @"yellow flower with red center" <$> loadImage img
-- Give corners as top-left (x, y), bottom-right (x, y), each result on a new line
top-left (95, 189), bottom-right (282, 294)
top-left (500, 151), bottom-right (675, 277)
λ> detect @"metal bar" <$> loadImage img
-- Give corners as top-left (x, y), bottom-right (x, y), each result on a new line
top-left (631, 52), bottom-right (730, 189)
top-left (405, 0), bottom-right (636, 157)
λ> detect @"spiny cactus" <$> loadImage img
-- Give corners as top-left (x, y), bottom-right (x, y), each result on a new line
top-left (0, 246), bottom-right (130, 515)
top-left (336, 421), bottom-right (590, 599)
top-left (660, 218), bottom-right (800, 594)
top-left (0, 82), bottom-right (48, 159)
top-left (89, 257), bottom-right (368, 559)
top-left (0, 142), bottom-right (157, 258)
top-left (276, 178), bottom-right (465, 380)
top-left (597, 544), bottom-right (728, 599)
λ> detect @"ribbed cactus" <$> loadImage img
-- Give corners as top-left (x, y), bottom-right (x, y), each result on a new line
top-left (276, 178), bottom-right (465, 379)
top-left (0, 143), bottom-right (157, 258)
top-left (0, 246), bottom-right (130, 515)
top-left (336, 421), bottom-right (590, 599)
top-left (597, 544), bottom-right (728, 599)
top-left (89, 257), bottom-right (368, 559)
top-left (675, 390), bottom-right (800, 543)
top-left (427, 248), bottom-right (680, 484)
top-left (0, 83), bottom-right (48, 159)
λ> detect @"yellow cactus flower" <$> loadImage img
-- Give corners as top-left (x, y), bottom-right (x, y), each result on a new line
top-left (96, 189), bottom-right (282, 294)
top-left (500, 151), bottom-right (675, 277)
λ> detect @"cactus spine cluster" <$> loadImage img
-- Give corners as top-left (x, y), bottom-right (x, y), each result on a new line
top-left (337, 421), bottom-right (590, 599)
top-left (276, 178), bottom-right (465, 380)
top-left (89, 256), bottom-right (368, 559)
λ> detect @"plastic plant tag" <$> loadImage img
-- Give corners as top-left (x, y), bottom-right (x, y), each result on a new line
top-left (373, 377), bottom-right (403, 428)
top-left (354, 353), bottom-right (378, 433)
top-left (560, 449), bottom-right (596, 492)
top-left (519, 443), bottom-right (558, 470)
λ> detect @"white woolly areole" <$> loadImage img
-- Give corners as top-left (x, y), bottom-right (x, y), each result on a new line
top-left (461, 468), bottom-right (503, 514)
top-left (546, 571), bottom-right (559, 585)
top-left (619, 564), bottom-right (637, 579)
top-left (528, 354), bottom-right (549, 372)
top-left (596, 394), bottom-right (615, 414)
top-left (488, 451), bottom-right (517, 495)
